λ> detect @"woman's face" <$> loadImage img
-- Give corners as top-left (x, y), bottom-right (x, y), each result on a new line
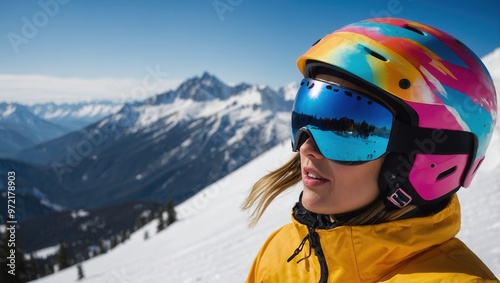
top-left (299, 74), bottom-right (384, 215)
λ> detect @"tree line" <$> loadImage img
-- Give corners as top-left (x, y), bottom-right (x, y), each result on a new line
top-left (292, 111), bottom-right (390, 139)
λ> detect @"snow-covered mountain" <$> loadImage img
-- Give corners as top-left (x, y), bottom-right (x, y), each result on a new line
top-left (28, 101), bottom-right (123, 131)
top-left (0, 103), bottom-right (69, 156)
top-left (5, 72), bottom-right (295, 220)
top-left (0, 101), bottom-right (123, 157)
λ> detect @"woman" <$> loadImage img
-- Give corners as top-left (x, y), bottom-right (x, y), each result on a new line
top-left (242, 18), bottom-right (498, 282)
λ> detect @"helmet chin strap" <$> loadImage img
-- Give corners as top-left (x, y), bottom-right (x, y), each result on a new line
top-left (378, 152), bottom-right (415, 209)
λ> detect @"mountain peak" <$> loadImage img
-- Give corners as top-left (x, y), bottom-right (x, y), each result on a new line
top-left (200, 71), bottom-right (218, 82)
top-left (175, 72), bottom-right (232, 101)
top-left (0, 102), bottom-right (38, 123)
top-left (199, 72), bottom-right (226, 90)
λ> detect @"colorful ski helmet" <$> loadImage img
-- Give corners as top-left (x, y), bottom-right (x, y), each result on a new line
top-left (296, 18), bottom-right (497, 208)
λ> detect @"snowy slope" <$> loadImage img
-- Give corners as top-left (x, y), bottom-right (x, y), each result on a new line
top-left (30, 142), bottom-right (299, 283)
top-left (482, 47), bottom-right (500, 85)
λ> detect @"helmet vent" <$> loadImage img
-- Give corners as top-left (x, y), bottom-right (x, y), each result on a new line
top-left (436, 166), bottom-right (457, 181)
top-left (399, 79), bottom-right (411, 89)
top-left (364, 47), bottom-right (387, 62)
top-left (403, 25), bottom-right (425, 36)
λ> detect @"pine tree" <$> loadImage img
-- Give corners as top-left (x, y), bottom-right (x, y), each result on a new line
top-left (166, 199), bottom-right (177, 226)
top-left (77, 263), bottom-right (84, 280)
top-left (119, 231), bottom-right (126, 244)
top-left (99, 239), bottom-right (107, 254)
top-left (146, 209), bottom-right (154, 222)
top-left (43, 262), bottom-right (54, 277)
top-left (28, 253), bottom-right (39, 280)
top-left (57, 240), bottom-right (70, 271)
top-left (134, 215), bottom-right (145, 231)
top-left (157, 210), bottom-right (165, 233)
top-left (110, 235), bottom-right (118, 249)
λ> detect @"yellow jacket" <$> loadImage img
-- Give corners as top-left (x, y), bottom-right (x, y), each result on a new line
top-left (246, 195), bottom-right (498, 282)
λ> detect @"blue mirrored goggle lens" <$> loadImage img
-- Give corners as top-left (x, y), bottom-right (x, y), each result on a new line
top-left (291, 79), bottom-right (394, 162)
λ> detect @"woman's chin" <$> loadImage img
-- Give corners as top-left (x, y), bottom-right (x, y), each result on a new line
top-left (301, 189), bottom-right (334, 214)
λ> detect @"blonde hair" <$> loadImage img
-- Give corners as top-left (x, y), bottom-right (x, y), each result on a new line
top-left (241, 153), bottom-right (421, 227)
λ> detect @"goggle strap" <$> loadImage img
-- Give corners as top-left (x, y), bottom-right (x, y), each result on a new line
top-left (387, 121), bottom-right (477, 156)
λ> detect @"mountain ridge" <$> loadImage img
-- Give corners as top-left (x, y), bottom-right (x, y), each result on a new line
top-left (0, 103), bottom-right (69, 157)
top-left (1, 72), bottom-right (296, 223)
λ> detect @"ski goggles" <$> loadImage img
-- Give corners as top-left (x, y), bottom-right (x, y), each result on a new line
top-left (291, 78), bottom-right (394, 163)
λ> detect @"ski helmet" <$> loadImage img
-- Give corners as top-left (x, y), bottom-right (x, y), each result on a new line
top-left (296, 18), bottom-right (497, 207)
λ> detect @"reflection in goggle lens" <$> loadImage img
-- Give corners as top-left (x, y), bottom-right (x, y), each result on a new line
top-left (291, 79), bottom-right (394, 162)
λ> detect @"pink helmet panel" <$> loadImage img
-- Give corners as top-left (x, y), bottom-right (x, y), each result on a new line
top-left (409, 154), bottom-right (469, 200)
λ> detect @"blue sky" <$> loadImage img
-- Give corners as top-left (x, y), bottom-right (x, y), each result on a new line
top-left (1, 0), bottom-right (499, 104)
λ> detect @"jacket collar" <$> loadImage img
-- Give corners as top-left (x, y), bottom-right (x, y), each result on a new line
top-left (290, 194), bottom-right (461, 282)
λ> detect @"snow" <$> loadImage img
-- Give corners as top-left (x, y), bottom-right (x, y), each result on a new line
top-left (71, 210), bottom-right (90, 219)
top-left (36, 104), bottom-right (121, 120)
top-left (129, 86), bottom-right (264, 134)
top-left (40, 199), bottom-right (65, 212)
top-left (181, 139), bottom-right (192, 148)
top-left (31, 244), bottom-right (60, 259)
top-left (282, 82), bottom-right (300, 101)
top-left (30, 50), bottom-right (500, 282)
top-left (30, 102), bottom-right (123, 124)
top-left (482, 47), bottom-right (500, 83)
top-left (2, 104), bottom-right (16, 117)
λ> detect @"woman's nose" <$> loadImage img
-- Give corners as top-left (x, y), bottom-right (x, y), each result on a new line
top-left (299, 138), bottom-right (324, 160)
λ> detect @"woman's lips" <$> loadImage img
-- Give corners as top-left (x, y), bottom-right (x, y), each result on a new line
top-left (303, 167), bottom-right (329, 187)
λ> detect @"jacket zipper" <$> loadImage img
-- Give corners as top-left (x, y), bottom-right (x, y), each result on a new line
top-left (308, 225), bottom-right (329, 283)
top-left (291, 204), bottom-right (330, 283)
top-left (288, 218), bottom-right (329, 283)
